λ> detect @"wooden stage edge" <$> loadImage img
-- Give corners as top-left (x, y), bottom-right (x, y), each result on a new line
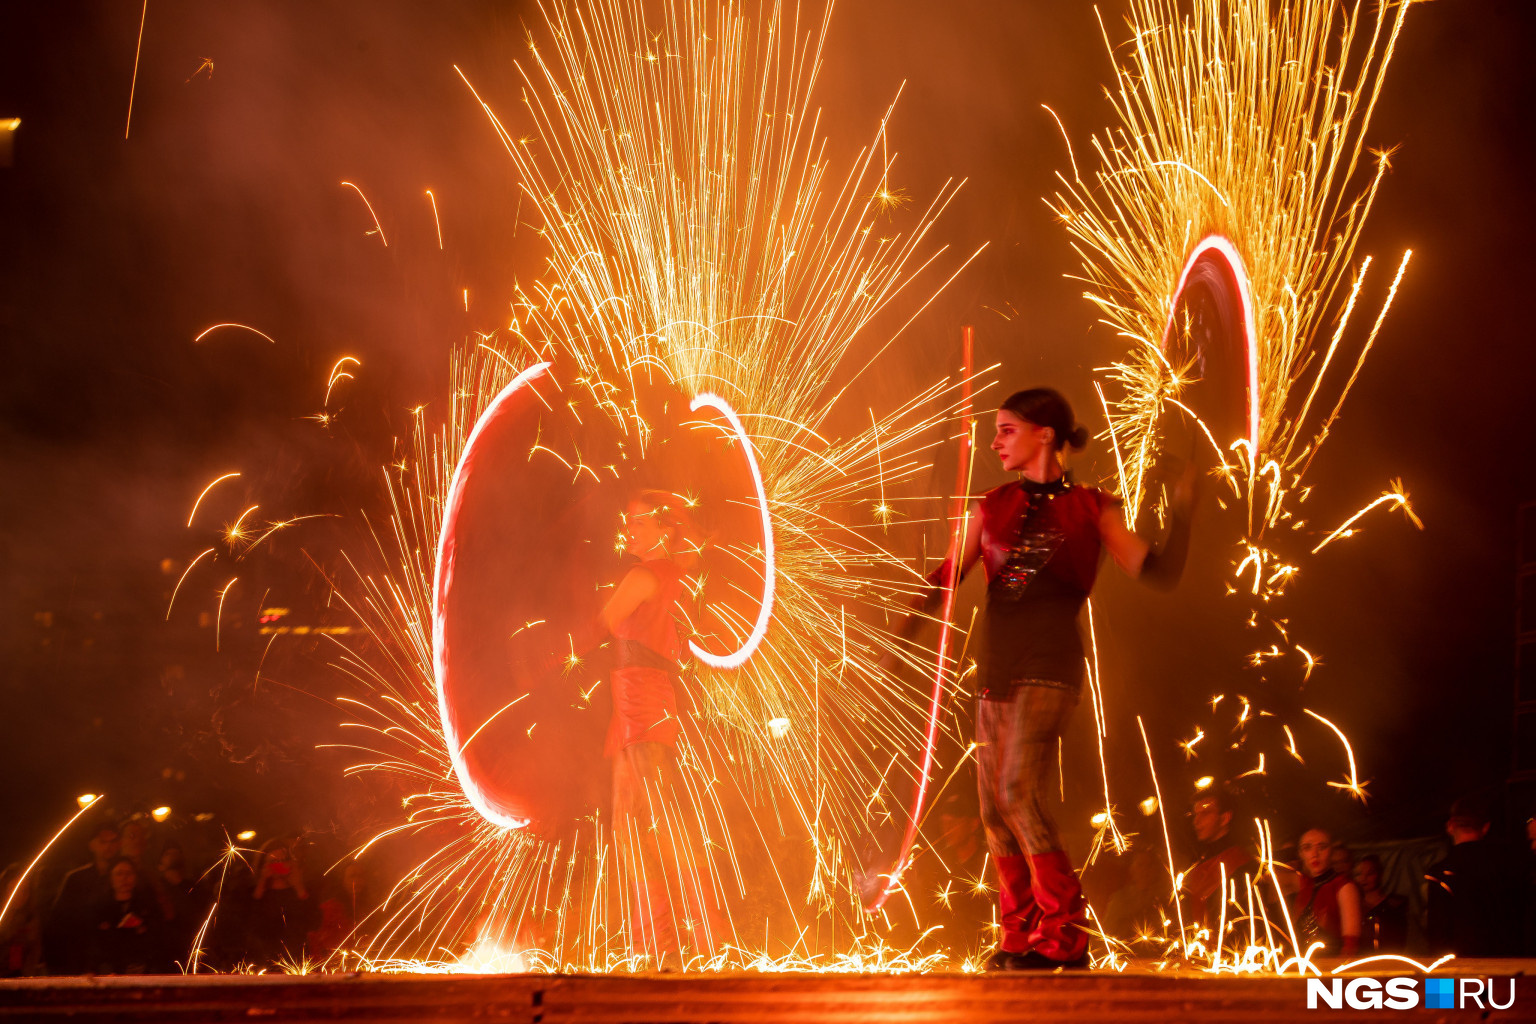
top-left (3, 961), bottom-right (1535, 1023)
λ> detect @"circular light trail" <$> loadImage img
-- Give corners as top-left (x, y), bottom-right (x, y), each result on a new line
top-left (687, 392), bottom-right (775, 670)
top-left (432, 361), bottom-right (551, 831)
top-left (1159, 234), bottom-right (1261, 452)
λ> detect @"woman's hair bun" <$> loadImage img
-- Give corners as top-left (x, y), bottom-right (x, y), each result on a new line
top-left (1000, 387), bottom-right (1088, 452)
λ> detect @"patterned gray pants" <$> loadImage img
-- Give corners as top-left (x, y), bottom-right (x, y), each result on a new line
top-left (976, 682), bottom-right (1079, 857)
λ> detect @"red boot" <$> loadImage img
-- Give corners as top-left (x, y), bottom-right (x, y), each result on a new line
top-left (995, 854), bottom-right (1040, 954)
top-left (1026, 850), bottom-right (1088, 964)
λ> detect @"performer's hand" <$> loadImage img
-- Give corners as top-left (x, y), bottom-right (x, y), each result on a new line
top-left (1156, 454), bottom-right (1199, 513)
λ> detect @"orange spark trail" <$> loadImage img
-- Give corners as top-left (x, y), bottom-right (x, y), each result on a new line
top-left (0, 796), bottom-right (104, 930)
top-left (166, 547), bottom-right (216, 620)
top-left (227, 504), bottom-right (260, 544)
top-left (187, 471), bottom-right (240, 527)
top-left (325, 357), bottom-right (360, 406)
top-left (215, 577), bottom-right (238, 651)
top-left (341, 181), bottom-right (388, 246)
top-left (426, 189), bottom-right (444, 249)
top-left (125, 1), bottom-right (148, 139)
top-left (1304, 708), bottom-right (1369, 802)
top-left (194, 323), bottom-right (277, 344)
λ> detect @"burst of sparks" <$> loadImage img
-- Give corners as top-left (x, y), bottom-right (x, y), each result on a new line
top-left (317, 0), bottom-right (990, 969)
top-left (1047, 0), bottom-right (1418, 969)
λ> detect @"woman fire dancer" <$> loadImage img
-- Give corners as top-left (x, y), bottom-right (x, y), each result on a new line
top-left (894, 388), bottom-right (1193, 969)
top-left (596, 489), bottom-right (715, 967)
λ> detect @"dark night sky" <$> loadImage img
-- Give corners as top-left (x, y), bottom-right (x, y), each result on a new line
top-left (1, 1), bottom-right (1533, 868)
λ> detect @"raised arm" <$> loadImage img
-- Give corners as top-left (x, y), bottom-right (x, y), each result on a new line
top-left (1100, 467), bottom-right (1196, 591)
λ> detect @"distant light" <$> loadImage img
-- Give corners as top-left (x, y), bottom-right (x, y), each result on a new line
top-left (151, 806), bottom-right (171, 822)
top-left (0, 119), bottom-right (16, 170)
top-left (1090, 811), bottom-right (1109, 828)
top-left (76, 793), bottom-right (98, 808)
top-left (768, 717), bottom-right (790, 738)
top-left (193, 812), bottom-right (215, 822)
top-left (237, 830), bottom-right (257, 842)
top-left (1139, 796), bottom-right (1159, 816)
top-left (1195, 775), bottom-right (1215, 790)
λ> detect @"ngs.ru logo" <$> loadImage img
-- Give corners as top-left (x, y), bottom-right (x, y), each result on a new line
top-left (1306, 975), bottom-right (1516, 1011)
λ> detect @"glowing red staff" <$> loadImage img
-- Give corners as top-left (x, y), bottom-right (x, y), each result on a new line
top-left (1161, 234), bottom-right (1261, 453)
top-left (869, 325), bottom-right (975, 911)
top-left (687, 392), bottom-right (775, 670)
top-left (432, 361), bottom-right (551, 830)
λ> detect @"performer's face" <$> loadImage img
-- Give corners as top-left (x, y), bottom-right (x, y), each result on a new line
top-left (991, 410), bottom-right (1052, 472)
top-left (623, 499), bottom-right (672, 558)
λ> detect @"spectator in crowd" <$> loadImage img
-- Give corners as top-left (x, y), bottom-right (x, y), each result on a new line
top-left (89, 857), bottom-right (165, 974)
top-left (1329, 843), bottom-right (1354, 880)
top-left (1427, 796), bottom-right (1523, 956)
top-left (0, 864), bottom-right (43, 977)
top-left (1184, 788), bottom-right (1254, 930)
top-left (119, 816), bottom-right (176, 926)
top-left (156, 843), bottom-right (206, 966)
top-left (1352, 854), bottom-right (1407, 952)
top-left (43, 820), bottom-right (120, 974)
top-left (1292, 827), bottom-right (1361, 956)
top-left (248, 838), bottom-right (318, 965)
top-left (118, 819), bottom-right (150, 873)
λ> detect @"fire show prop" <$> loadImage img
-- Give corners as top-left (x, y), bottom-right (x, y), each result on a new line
top-left (1050, 0), bottom-right (1424, 967)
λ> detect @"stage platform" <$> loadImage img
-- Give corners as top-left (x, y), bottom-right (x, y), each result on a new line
top-left (2, 962), bottom-right (1533, 1023)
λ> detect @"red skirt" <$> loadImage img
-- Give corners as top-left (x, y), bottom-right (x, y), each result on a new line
top-left (605, 666), bottom-right (682, 757)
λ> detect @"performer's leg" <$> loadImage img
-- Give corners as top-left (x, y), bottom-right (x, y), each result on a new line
top-left (613, 741), bottom-right (680, 965)
top-left (993, 683), bottom-right (1087, 963)
top-left (976, 697), bottom-right (1037, 955)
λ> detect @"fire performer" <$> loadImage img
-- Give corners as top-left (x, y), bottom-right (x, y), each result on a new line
top-left (894, 388), bottom-right (1193, 969)
top-left (596, 489), bottom-right (710, 967)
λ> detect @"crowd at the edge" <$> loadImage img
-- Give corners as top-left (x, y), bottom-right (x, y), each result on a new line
top-left (2, 789), bottom-right (1532, 975)
top-left (0, 817), bottom-right (372, 976)
top-left (1091, 790), bottom-right (1533, 960)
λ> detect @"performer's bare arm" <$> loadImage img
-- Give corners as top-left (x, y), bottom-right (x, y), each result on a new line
top-left (888, 500), bottom-right (984, 645)
top-left (1102, 464), bottom-right (1197, 589)
top-left (599, 564), bottom-right (658, 634)
top-left (1099, 510), bottom-right (1151, 576)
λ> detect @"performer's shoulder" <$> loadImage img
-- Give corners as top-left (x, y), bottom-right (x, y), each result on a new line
top-left (637, 558), bottom-right (683, 586)
top-left (1076, 483), bottom-right (1124, 509)
top-left (978, 480), bottom-right (1018, 503)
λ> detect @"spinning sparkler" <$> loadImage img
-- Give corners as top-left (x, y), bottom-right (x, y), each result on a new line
top-left (1053, 0), bottom-right (1425, 967)
top-left (328, 0), bottom-right (987, 969)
